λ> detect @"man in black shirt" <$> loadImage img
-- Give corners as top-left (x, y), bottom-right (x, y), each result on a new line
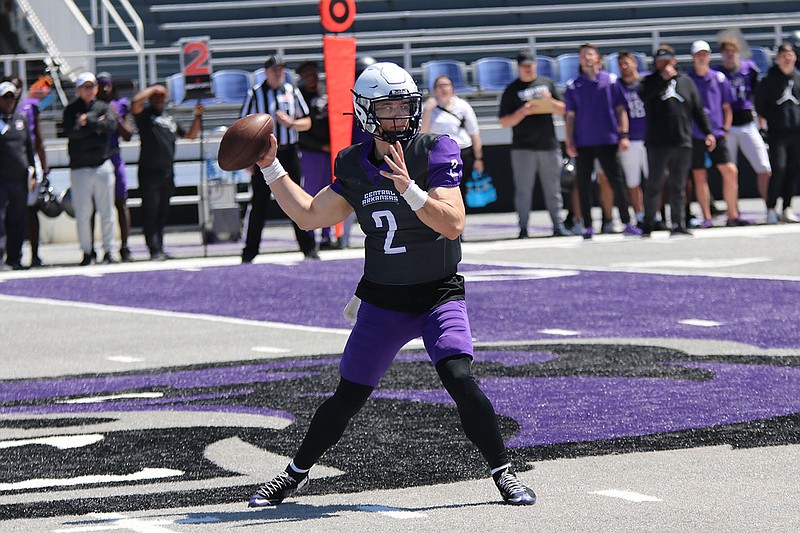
top-left (499, 51), bottom-right (570, 238)
top-left (0, 81), bottom-right (34, 270)
top-left (63, 72), bottom-right (119, 265)
top-left (132, 84), bottom-right (203, 260)
top-left (639, 46), bottom-right (714, 235)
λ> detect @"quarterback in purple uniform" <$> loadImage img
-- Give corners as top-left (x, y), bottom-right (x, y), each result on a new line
top-left (716, 38), bottom-right (772, 201)
top-left (688, 40), bottom-right (749, 227)
top-left (247, 62), bottom-right (536, 508)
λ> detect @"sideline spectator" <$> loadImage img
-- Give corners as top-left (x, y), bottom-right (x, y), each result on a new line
top-left (239, 54), bottom-right (316, 263)
top-left (687, 40), bottom-right (749, 227)
top-left (62, 72), bottom-right (118, 266)
top-left (755, 43), bottom-right (800, 224)
top-left (616, 51), bottom-right (648, 223)
top-left (564, 43), bottom-right (641, 238)
top-left (498, 50), bottom-right (570, 238)
top-left (96, 72), bottom-right (134, 261)
top-left (0, 80), bottom-right (33, 270)
top-left (716, 38), bottom-right (772, 203)
top-left (15, 76), bottom-right (52, 267)
top-left (639, 46), bottom-right (714, 235)
top-left (132, 84), bottom-right (203, 260)
top-left (297, 60), bottom-right (337, 249)
top-left (422, 74), bottom-right (484, 199)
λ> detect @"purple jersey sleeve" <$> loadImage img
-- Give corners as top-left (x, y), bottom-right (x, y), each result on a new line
top-left (564, 85), bottom-right (577, 113)
top-left (612, 77), bottom-right (627, 108)
top-left (720, 75), bottom-right (733, 105)
top-left (427, 135), bottom-right (462, 189)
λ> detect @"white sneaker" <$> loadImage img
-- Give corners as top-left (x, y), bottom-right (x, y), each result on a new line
top-left (782, 208), bottom-right (800, 223)
top-left (766, 209), bottom-right (779, 224)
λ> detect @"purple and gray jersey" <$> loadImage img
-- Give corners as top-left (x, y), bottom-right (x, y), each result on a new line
top-left (18, 96), bottom-right (39, 145)
top-left (620, 79), bottom-right (647, 141)
top-left (107, 97), bottom-right (129, 151)
top-left (565, 70), bottom-right (627, 147)
top-left (331, 133), bottom-right (462, 286)
top-left (688, 68), bottom-right (733, 138)
top-left (716, 60), bottom-right (759, 125)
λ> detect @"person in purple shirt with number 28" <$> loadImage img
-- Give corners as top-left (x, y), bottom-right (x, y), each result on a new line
top-left (565, 43), bottom-right (641, 239)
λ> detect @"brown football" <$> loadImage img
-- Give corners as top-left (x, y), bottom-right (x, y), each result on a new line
top-left (217, 113), bottom-right (274, 171)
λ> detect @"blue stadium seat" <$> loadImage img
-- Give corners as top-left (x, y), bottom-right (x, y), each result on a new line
top-left (537, 56), bottom-right (556, 80)
top-left (750, 46), bottom-right (772, 76)
top-left (605, 52), bottom-right (648, 77)
top-left (212, 69), bottom-right (252, 103)
top-left (421, 60), bottom-right (473, 94)
top-left (556, 53), bottom-right (580, 87)
top-left (474, 57), bottom-right (515, 91)
top-left (166, 73), bottom-right (185, 104)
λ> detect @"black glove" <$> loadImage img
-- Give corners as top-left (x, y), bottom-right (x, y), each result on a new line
top-left (759, 128), bottom-right (769, 144)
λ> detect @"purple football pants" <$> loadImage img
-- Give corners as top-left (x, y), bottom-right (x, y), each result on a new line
top-left (340, 299), bottom-right (474, 387)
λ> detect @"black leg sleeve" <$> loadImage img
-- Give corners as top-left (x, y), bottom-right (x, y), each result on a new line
top-left (435, 355), bottom-right (510, 471)
top-left (293, 377), bottom-right (374, 470)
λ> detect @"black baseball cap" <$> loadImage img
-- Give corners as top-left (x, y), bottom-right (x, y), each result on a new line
top-left (516, 51), bottom-right (535, 65)
top-left (264, 54), bottom-right (285, 69)
top-left (654, 48), bottom-right (675, 61)
top-left (297, 60), bottom-right (319, 74)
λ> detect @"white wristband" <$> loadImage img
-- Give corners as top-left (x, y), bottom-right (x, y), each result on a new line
top-left (260, 160), bottom-right (287, 185)
top-left (401, 181), bottom-right (429, 211)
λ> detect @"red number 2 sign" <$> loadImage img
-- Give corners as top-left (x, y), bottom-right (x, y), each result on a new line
top-left (184, 41), bottom-right (210, 77)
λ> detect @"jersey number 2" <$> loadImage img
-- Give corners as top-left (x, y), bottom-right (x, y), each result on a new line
top-left (372, 210), bottom-right (406, 255)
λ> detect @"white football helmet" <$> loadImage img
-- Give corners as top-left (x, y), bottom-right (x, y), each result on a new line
top-left (352, 62), bottom-right (422, 143)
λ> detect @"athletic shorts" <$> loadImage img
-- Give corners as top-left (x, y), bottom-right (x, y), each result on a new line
top-left (691, 136), bottom-right (731, 170)
top-left (727, 122), bottom-right (771, 174)
top-left (110, 152), bottom-right (128, 199)
top-left (339, 299), bottom-right (474, 387)
top-left (619, 139), bottom-right (648, 187)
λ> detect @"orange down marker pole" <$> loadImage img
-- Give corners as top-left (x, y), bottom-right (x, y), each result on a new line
top-left (320, 0), bottom-right (356, 239)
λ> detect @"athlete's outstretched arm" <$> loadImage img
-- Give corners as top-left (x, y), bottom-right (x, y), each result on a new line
top-left (381, 142), bottom-right (465, 240)
top-left (256, 134), bottom-right (353, 231)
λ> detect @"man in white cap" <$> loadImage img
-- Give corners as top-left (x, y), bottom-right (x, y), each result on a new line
top-left (62, 72), bottom-right (119, 265)
top-left (687, 40), bottom-right (750, 227)
top-left (0, 80), bottom-right (35, 270)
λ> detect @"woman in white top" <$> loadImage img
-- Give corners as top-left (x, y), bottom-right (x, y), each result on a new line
top-left (421, 75), bottom-right (484, 188)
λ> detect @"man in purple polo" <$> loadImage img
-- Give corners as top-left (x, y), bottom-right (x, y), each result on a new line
top-left (688, 40), bottom-right (750, 227)
top-left (564, 43), bottom-right (641, 238)
top-left (716, 38), bottom-right (772, 205)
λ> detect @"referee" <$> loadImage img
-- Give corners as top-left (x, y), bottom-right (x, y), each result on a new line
top-left (240, 54), bottom-right (316, 262)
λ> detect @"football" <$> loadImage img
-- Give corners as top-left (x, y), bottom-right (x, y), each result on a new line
top-left (217, 113), bottom-right (274, 171)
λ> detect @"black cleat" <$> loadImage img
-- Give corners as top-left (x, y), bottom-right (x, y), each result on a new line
top-left (249, 471), bottom-right (309, 507)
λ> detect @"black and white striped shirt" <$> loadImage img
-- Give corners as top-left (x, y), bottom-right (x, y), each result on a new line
top-left (240, 81), bottom-right (309, 147)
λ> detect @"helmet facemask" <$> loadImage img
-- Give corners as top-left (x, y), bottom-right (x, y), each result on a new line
top-left (353, 92), bottom-right (422, 143)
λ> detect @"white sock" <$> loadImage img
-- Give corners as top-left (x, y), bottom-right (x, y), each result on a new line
top-left (289, 461), bottom-right (309, 475)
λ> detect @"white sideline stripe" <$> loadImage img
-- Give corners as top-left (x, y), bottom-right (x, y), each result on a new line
top-left (679, 318), bottom-right (723, 327)
top-left (539, 328), bottom-right (581, 336)
top-left (356, 505), bottom-right (428, 519)
top-left (0, 434), bottom-right (103, 450)
top-left (58, 392), bottom-right (164, 404)
top-left (55, 512), bottom-right (179, 532)
top-left (611, 257), bottom-right (771, 269)
top-left (251, 346), bottom-right (291, 353)
top-left (107, 356), bottom-right (146, 363)
top-left (591, 489), bottom-right (661, 502)
top-left (0, 468), bottom-right (183, 491)
top-left (0, 294), bottom-right (351, 336)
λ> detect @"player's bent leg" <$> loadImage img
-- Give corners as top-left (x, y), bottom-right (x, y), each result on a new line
top-left (434, 355), bottom-right (536, 505)
top-left (249, 378), bottom-right (374, 508)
